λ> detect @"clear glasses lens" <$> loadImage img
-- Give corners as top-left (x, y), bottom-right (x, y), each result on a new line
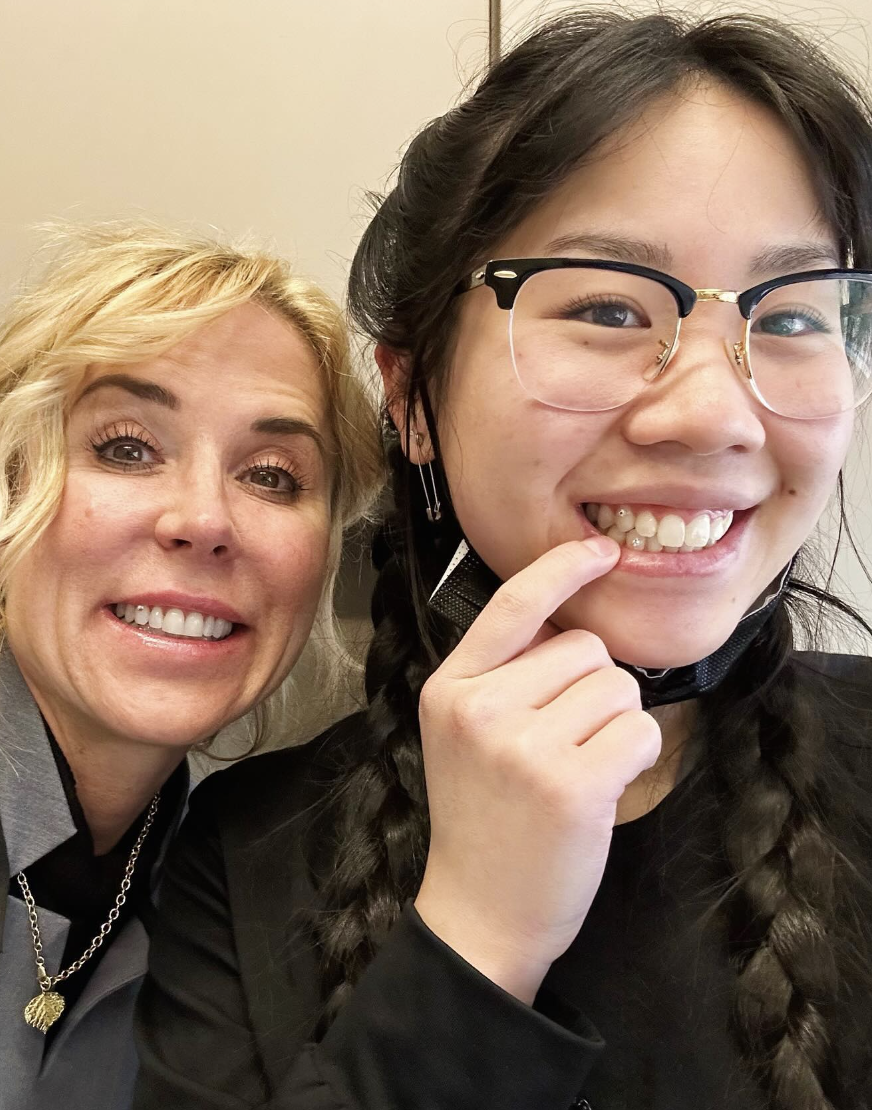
top-left (747, 277), bottom-right (872, 418)
top-left (509, 268), bottom-right (680, 412)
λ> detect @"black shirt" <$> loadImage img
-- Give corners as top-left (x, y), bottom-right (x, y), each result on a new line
top-left (133, 652), bottom-right (872, 1110)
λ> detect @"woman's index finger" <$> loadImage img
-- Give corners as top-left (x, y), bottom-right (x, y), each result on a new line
top-left (438, 538), bottom-right (620, 680)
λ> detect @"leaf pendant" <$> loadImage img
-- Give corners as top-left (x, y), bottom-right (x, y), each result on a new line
top-left (24, 990), bottom-right (65, 1033)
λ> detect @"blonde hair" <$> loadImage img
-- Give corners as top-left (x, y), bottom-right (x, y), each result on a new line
top-left (0, 221), bottom-right (384, 747)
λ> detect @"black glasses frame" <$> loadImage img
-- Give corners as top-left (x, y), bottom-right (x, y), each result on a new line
top-left (456, 257), bottom-right (872, 317)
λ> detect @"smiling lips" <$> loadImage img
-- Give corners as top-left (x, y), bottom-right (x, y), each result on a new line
top-left (113, 602), bottom-right (235, 641)
top-left (583, 503), bottom-right (736, 553)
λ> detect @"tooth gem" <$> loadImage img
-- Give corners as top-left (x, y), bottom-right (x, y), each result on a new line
top-left (595, 528), bottom-right (674, 553)
top-left (591, 506), bottom-right (736, 553)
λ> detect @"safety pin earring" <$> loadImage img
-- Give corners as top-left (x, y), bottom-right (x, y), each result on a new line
top-left (415, 432), bottom-right (442, 523)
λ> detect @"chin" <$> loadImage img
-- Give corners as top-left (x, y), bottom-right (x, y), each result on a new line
top-left (600, 635), bottom-right (721, 670)
top-left (556, 596), bottom-right (740, 671)
top-left (105, 701), bottom-right (237, 750)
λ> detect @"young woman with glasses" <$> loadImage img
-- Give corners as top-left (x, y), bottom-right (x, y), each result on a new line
top-left (136, 12), bottom-right (872, 1110)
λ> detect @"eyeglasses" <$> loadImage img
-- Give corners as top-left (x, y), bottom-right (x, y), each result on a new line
top-left (456, 258), bottom-right (872, 419)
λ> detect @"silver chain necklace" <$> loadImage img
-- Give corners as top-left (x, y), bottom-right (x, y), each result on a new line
top-left (15, 792), bottom-right (160, 1033)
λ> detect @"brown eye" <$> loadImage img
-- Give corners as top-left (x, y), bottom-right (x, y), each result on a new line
top-left (92, 436), bottom-right (158, 467)
top-left (109, 442), bottom-right (146, 463)
top-left (252, 468), bottom-right (282, 489)
top-left (241, 465), bottom-right (302, 497)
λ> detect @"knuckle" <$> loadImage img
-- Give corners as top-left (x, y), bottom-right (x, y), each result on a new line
top-left (419, 675), bottom-right (448, 725)
top-left (604, 666), bottom-right (643, 706)
top-left (489, 582), bottom-right (529, 625)
top-left (559, 627), bottom-right (611, 666)
top-left (451, 683), bottom-right (500, 734)
top-left (624, 709), bottom-right (663, 764)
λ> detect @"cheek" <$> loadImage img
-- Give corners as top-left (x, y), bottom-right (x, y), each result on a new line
top-left (255, 512), bottom-right (333, 623)
top-left (770, 415), bottom-right (851, 510)
top-left (442, 380), bottom-right (611, 524)
top-left (12, 479), bottom-right (152, 605)
top-left (45, 474), bottom-right (156, 566)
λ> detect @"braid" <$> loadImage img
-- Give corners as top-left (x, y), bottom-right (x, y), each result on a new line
top-left (314, 442), bottom-right (460, 1026)
top-left (704, 596), bottom-right (857, 1108)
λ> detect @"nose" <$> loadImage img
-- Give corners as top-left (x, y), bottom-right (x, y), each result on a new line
top-left (621, 321), bottom-right (767, 456)
top-left (154, 460), bottom-right (239, 558)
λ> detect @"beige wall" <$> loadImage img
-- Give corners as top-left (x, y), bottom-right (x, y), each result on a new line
top-left (0, 0), bottom-right (485, 304)
top-left (503, 0), bottom-right (872, 68)
top-left (2, 0), bottom-right (870, 690)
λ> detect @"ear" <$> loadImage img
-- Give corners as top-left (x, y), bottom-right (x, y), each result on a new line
top-left (375, 343), bottom-right (434, 463)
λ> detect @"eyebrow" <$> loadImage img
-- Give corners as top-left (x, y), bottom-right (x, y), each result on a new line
top-left (542, 232), bottom-right (841, 280)
top-left (77, 373), bottom-right (179, 409)
top-left (251, 417), bottom-right (327, 457)
top-left (544, 233), bottom-right (673, 271)
top-left (746, 242), bottom-right (841, 275)
top-left (76, 373), bottom-right (326, 456)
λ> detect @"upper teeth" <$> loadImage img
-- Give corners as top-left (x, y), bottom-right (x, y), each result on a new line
top-left (114, 603), bottom-right (233, 640)
top-left (583, 504), bottom-right (734, 553)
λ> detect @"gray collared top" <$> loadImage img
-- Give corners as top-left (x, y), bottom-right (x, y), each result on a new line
top-left (0, 650), bottom-right (189, 1110)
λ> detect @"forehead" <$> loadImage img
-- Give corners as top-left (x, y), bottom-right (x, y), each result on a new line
top-left (80, 302), bottom-right (327, 417)
top-left (499, 80), bottom-right (835, 273)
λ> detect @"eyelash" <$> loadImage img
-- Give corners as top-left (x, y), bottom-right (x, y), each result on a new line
top-left (244, 456), bottom-right (308, 499)
top-left (89, 423), bottom-right (161, 470)
top-left (88, 426), bottom-right (308, 500)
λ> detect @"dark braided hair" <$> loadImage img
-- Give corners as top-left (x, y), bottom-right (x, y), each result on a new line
top-left (316, 441), bottom-right (461, 1020)
top-left (316, 10), bottom-right (872, 1104)
top-left (700, 589), bottom-right (870, 1109)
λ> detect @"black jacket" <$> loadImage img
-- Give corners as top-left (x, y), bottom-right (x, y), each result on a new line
top-left (133, 652), bottom-right (872, 1110)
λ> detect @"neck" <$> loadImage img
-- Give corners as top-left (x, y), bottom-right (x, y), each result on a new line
top-left (615, 699), bottom-right (697, 825)
top-left (26, 693), bottom-right (186, 855)
top-left (54, 728), bottom-right (184, 854)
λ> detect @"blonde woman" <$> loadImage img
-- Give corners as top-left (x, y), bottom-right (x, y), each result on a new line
top-left (0, 224), bottom-right (381, 1110)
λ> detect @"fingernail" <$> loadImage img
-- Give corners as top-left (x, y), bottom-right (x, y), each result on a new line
top-left (583, 535), bottom-right (620, 559)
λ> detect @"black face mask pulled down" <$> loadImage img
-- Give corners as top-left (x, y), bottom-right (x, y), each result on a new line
top-left (428, 540), bottom-right (791, 709)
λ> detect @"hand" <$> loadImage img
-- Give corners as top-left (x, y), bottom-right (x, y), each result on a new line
top-left (414, 538), bottom-right (662, 1004)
